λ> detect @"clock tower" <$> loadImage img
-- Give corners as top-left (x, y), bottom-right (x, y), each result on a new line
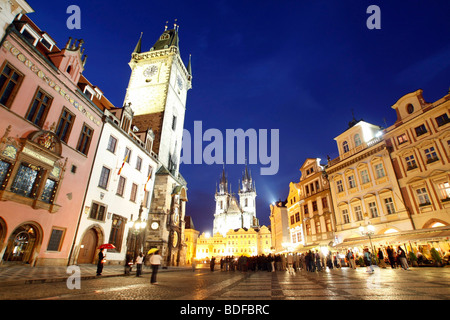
top-left (125, 23), bottom-right (192, 266)
top-left (124, 24), bottom-right (192, 176)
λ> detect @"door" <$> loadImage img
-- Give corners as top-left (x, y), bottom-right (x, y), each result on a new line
top-left (78, 229), bottom-right (97, 264)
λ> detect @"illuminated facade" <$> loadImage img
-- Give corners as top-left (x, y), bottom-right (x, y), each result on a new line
top-left (196, 226), bottom-right (272, 260)
top-left (326, 119), bottom-right (414, 243)
top-left (384, 89), bottom-right (450, 229)
top-left (269, 200), bottom-right (289, 253)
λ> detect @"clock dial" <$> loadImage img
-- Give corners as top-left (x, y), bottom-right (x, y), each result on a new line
top-left (151, 221), bottom-right (159, 230)
top-left (143, 65), bottom-right (158, 78)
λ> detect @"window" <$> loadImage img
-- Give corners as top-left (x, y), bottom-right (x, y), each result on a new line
top-left (397, 133), bottom-right (408, 145)
top-left (144, 190), bottom-right (150, 208)
top-left (326, 218), bottom-right (332, 232)
top-left (116, 176), bottom-right (126, 196)
top-left (315, 220), bottom-right (321, 234)
top-left (10, 163), bottom-right (40, 198)
top-left (375, 163), bottom-right (385, 179)
top-left (107, 136), bottom-right (117, 153)
top-left (414, 124), bottom-right (427, 137)
top-left (295, 212), bottom-right (300, 222)
top-left (354, 134), bottom-right (362, 147)
top-left (312, 201), bottom-right (318, 212)
top-left (0, 160), bottom-right (11, 189)
top-left (405, 155), bottom-right (417, 170)
top-left (435, 113), bottom-right (449, 127)
top-left (136, 156), bottom-right (142, 171)
top-left (384, 197), bottom-right (395, 214)
top-left (55, 108), bottom-right (75, 143)
top-left (124, 147), bottom-right (131, 163)
top-left (98, 166), bottom-right (110, 189)
top-left (109, 215), bottom-right (126, 251)
top-left (90, 202), bottom-right (106, 221)
top-left (322, 197), bottom-right (328, 209)
top-left (172, 115), bottom-right (177, 131)
top-left (47, 228), bottom-right (65, 251)
top-left (354, 205), bottom-right (363, 221)
top-left (130, 183), bottom-right (138, 202)
top-left (26, 89), bottom-right (52, 127)
top-left (368, 202), bottom-right (378, 218)
top-left (303, 204), bottom-right (309, 215)
top-left (0, 63), bottom-right (23, 108)
top-left (306, 222), bottom-right (311, 235)
top-left (336, 180), bottom-right (344, 193)
top-left (342, 209), bottom-right (350, 224)
top-left (343, 141), bottom-right (349, 153)
top-left (76, 123), bottom-right (93, 155)
top-left (424, 146), bottom-right (438, 163)
top-left (360, 169), bottom-right (370, 184)
top-left (41, 178), bottom-right (57, 203)
top-left (438, 182), bottom-right (450, 200)
top-left (416, 188), bottom-right (430, 205)
top-left (290, 215), bottom-right (295, 225)
top-left (348, 175), bottom-right (356, 188)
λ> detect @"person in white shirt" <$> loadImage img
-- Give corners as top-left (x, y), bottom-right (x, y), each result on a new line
top-left (150, 250), bottom-right (163, 284)
top-left (135, 252), bottom-right (144, 277)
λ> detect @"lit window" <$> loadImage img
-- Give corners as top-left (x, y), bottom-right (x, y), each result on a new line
top-left (384, 197), bottom-right (395, 214)
top-left (375, 163), bottom-right (385, 179)
top-left (368, 202), bottom-right (378, 218)
top-left (360, 169), bottom-right (370, 184)
top-left (416, 188), bottom-right (431, 206)
top-left (343, 141), bottom-right (349, 153)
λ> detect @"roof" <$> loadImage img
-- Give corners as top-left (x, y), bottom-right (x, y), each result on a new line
top-left (151, 28), bottom-right (179, 51)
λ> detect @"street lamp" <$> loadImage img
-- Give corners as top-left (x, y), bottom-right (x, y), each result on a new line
top-left (127, 203), bottom-right (147, 260)
top-left (359, 223), bottom-right (376, 257)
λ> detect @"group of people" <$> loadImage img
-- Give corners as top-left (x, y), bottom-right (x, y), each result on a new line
top-left (96, 248), bottom-right (163, 284)
top-left (205, 245), bottom-right (420, 275)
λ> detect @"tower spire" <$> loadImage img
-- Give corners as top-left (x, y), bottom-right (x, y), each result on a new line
top-left (133, 32), bottom-right (143, 54)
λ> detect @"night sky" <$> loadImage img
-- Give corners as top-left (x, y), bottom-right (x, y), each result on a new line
top-left (27, 1), bottom-right (450, 234)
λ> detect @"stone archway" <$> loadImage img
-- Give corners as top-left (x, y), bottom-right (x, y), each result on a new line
top-left (77, 226), bottom-right (104, 264)
top-left (2, 222), bottom-right (42, 265)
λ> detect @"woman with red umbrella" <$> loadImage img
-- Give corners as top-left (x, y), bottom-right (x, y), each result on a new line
top-left (97, 248), bottom-right (106, 276)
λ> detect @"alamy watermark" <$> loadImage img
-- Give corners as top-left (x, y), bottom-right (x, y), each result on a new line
top-left (181, 121), bottom-right (279, 176)
top-left (66, 265), bottom-right (81, 289)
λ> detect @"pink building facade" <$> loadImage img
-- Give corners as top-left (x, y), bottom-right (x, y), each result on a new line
top-left (0, 15), bottom-right (103, 266)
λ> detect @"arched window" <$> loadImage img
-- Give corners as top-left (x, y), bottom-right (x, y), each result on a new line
top-left (354, 134), bottom-right (361, 147)
top-left (343, 141), bottom-right (349, 153)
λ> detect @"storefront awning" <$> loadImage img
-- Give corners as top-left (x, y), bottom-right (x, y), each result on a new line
top-left (333, 226), bottom-right (450, 249)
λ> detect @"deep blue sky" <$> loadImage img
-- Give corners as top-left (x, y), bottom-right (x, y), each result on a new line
top-left (28, 1), bottom-right (450, 234)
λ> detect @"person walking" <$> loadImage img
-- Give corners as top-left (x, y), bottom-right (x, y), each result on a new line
top-left (210, 256), bottom-right (216, 272)
top-left (96, 248), bottom-right (106, 276)
top-left (364, 248), bottom-right (374, 273)
top-left (150, 250), bottom-right (163, 284)
top-left (397, 246), bottom-right (410, 270)
top-left (386, 246), bottom-right (396, 269)
top-left (135, 252), bottom-right (143, 277)
top-left (287, 253), bottom-right (295, 274)
top-left (377, 248), bottom-right (387, 268)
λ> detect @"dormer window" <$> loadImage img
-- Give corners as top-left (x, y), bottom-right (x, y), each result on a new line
top-left (40, 34), bottom-right (55, 51)
top-left (83, 86), bottom-right (95, 100)
top-left (20, 24), bottom-right (40, 46)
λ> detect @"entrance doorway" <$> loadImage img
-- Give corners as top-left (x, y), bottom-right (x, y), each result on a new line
top-left (2, 224), bottom-right (39, 264)
top-left (78, 228), bottom-right (98, 264)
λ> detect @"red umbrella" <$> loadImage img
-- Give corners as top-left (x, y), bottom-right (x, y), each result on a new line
top-left (98, 243), bottom-right (116, 250)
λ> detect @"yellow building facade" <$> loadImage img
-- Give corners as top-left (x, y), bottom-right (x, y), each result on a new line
top-left (195, 226), bottom-right (272, 261)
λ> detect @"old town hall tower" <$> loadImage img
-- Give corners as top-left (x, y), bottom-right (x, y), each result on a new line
top-left (124, 22), bottom-right (192, 266)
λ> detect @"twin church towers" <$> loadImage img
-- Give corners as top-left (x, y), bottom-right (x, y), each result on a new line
top-left (213, 164), bottom-right (259, 236)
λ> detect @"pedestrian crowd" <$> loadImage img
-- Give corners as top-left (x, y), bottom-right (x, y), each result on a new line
top-left (204, 245), bottom-right (424, 274)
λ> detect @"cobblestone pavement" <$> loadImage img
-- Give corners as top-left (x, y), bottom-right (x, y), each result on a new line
top-left (0, 265), bottom-right (449, 301)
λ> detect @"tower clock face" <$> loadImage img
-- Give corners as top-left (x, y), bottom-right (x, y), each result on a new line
top-left (151, 221), bottom-right (159, 230)
top-left (143, 65), bottom-right (158, 78)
